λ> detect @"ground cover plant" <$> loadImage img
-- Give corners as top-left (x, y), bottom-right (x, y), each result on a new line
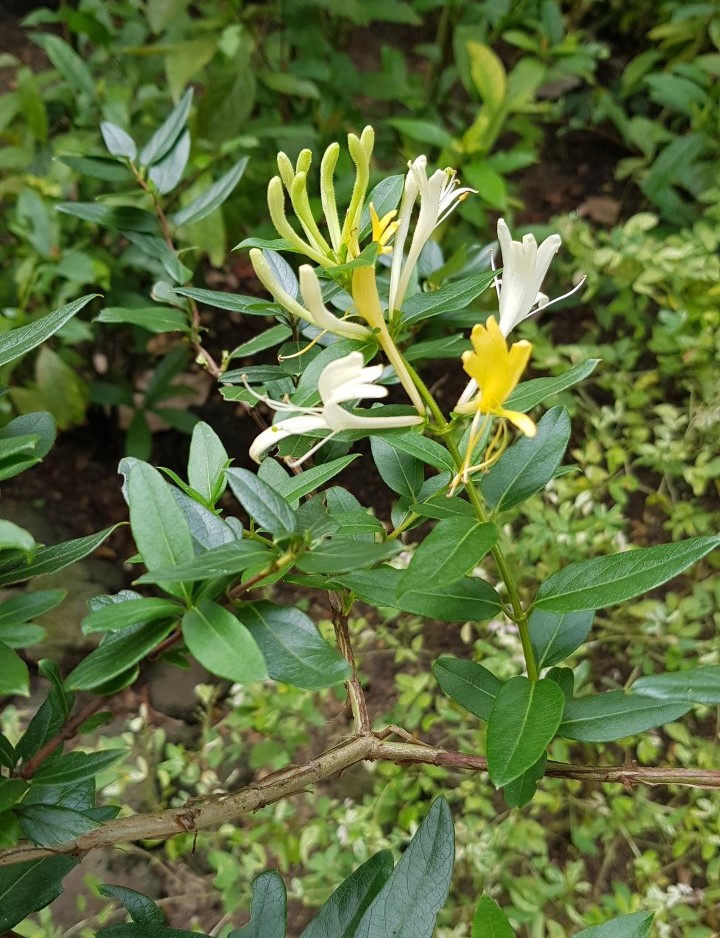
top-left (1, 2), bottom-right (719, 936)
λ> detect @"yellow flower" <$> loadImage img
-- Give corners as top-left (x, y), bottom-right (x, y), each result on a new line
top-left (369, 203), bottom-right (398, 255)
top-left (450, 316), bottom-right (535, 493)
top-left (456, 316), bottom-right (536, 437)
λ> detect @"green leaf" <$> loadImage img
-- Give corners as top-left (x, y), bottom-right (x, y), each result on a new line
top-left (471, 895), bottom-right (514, 938)
top-left (59, 155), bottom-right (131, 183)
top-left (529, 609), bottom-right (595, 670)
top-left (139, 88), bottom-right (193, 167)
top-left (149, 130), bottom-right (190, 194)
top-left (96, 306), bottom-right (188, 333)
top-left (182, 600), bottom-right (267, 683)
top-left (274, 455), bottom-right (359, 504)
top-left (226, 468), bottom-right (297, 536)
top-left (0, 525), bottom-right (119, 587)
top-left (0, 520), bottom-right (35, 553)
top-left (370, 436), bottom-right (424, 498)
top-left (18, 804), bottom-right (99, 845)
top-left (433, 657), bottom-right (501, 721)
top-left (0, 856), bottom-right (78, 931)
top-left (296, 539), bottom-right (400, 576)
top-left (97, 926), bottom-right (204, 938)
top-left (0, 295), bottom-right (97, 368)
top-left (174, 287), bottom-right (280, 316)
top-left (412, 496), bottom-right (474, 520)
top-left (632, 667), bottom-right (720, 706)
top-left (56, 202), bottom-right (159, 233)
top-left (188, 421), bottom-right (229, 504)
top-left (0, 778), bottom-right (28, 813)
top-left (0, 589), bottom-right (66, 627)
top-left (375, 431), bottom-right (455, 473)
top-left (1, 412), bottom-right (55, 457)
top-left (100, 122), bottom-right (137, 160)
top-left (486, 676), bottom-right (564, 787)
top-left (33, 749), bottom-right (125, 786)
top-left (135, 540), bottom-right (273, 585)
top-left (172, 489), bottom-right (237, 550)
top-left (505, 360), bottom-right (600, 413)
top-left (335, 566), bottom-right (502, 622)
top-left (229, 324), bottom-right (292, 360)
top-left (401, 272), bottom-right (496, 324)
top-left (468, 41), bottom-right (507, 110)
top-left (535, 537), bottom-right (720, 613)
top-left (387, 118), bottom-right (454, 148)
top-left (65, 619), bottom-right (175, 691)
top-left (398, 518), bottom-right (497, 596)
top-left (481, 407), bottom-right (571, 510)
top-left (354, 797), bottom-right (454, 938)
top-left (35, 33), bottom-right (95, 96)
top-left (241, 602), bottom-right (350, 690)
top-left (502, 753), bottom-right (547, 809)
top-left (575, 912), bottom-right (654, 937)
top-left (0, 733), bottom-right (14, 769)
top-left (128, 462), bottom-right (194, 593)
top-left (229, 870), bottom-right (286, 938)
top-left (0, 642), bottom-right (29, 695)
top-left (559, 691), bottom-right (692, 742)
top-left (82, 597), bottom-right (182, 634)
top-left (172, 157), bottom-right (248, 228)
top-left (98, 885), bottom-right (164, 925)
top-left (300, 852), bottom-right (393, 938)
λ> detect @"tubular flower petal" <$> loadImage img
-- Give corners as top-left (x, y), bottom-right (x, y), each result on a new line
top-left (388, 157), bottom-right (475, 314)
top-left (352, 266), bottom-right (426, 415)
top-left (250, 250), bottom-right (370, 341)
top-left (495, 218), bottom-right (562, 336)
top-left (249, 351), bottom-right (423, 464)
top-left (299, 266), bottom-right (371, 340)
top-left (456, 316), bottom-right (536, 437)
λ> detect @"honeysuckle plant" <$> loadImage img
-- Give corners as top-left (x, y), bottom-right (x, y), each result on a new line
top-left (1, 126), bottom-right (719, 937)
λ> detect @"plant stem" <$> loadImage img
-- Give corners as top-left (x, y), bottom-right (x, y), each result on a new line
top-left (329, 592), bottom-right (370, 734)
top-left (403, 360), bottom-right (539, 681)
top-left (3, 732), bottom-right (718, 866)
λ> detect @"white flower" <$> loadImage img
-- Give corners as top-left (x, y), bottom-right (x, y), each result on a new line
top-left (249, 352), bottom-right (423, 464)
top-left (495, 218), bottom-right (562, 336)
top-left (388, 156), bottom-right (474, 314)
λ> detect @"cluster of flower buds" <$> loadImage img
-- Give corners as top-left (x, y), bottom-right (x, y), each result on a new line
top-left (243, 127), bottom-right (579, 472)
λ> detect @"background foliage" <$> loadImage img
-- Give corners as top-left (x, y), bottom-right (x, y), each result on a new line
top-left (0, 0), bottom-right (718, 936)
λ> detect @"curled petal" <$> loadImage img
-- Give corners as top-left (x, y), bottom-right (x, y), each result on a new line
top-left (249, 415), bottom-right (328, 463)
top-left (499, 408), bottom-right (536, 438)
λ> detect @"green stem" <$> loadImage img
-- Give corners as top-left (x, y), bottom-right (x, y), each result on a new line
top-left (403, 361), bottom-right (539, 682)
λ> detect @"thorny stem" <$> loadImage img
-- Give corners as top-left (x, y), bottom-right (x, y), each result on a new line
top-left (329, 592), bottom-right (370, 734)
top-left (2, 732), bottom-right (718, 867)
top-left (402, 360), bottom-right (540, 681)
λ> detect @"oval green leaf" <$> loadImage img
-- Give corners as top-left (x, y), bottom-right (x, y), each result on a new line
top-left (433, 657), bottom-right (502, 722)
top-left (486, 676), bottom-right (564, 787)
top-left (398, 518), bottom-right (497, 596)
top-left (182, 600), bottom-right (267, 683)
top-left (240, 602), bottom-right (350, 690)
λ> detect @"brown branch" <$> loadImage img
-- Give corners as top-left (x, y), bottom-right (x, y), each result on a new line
top-left (329, 592), bottom-right (370, 734)
top-left (2, 732), bottom-right (719, 867)
top-left (18, 697), bottom-right (108, 780)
